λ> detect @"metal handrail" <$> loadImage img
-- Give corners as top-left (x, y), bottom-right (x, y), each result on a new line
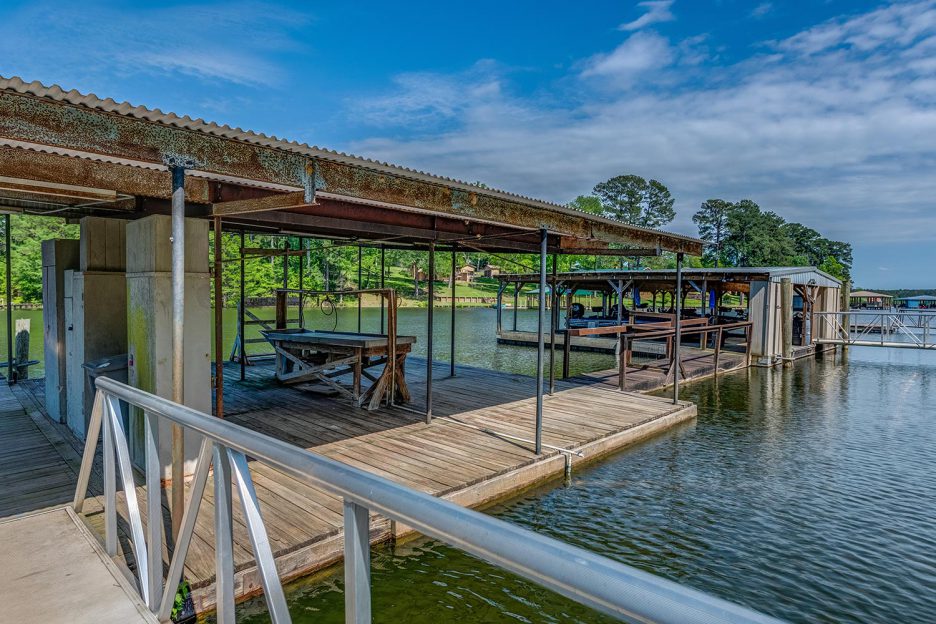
top-left (75, 376), bottom-right (784, 624)
top-left (814, 311), bottom-right (935, 349)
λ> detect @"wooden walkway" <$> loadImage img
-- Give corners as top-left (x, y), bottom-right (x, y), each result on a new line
top-left (0, 381), bottom-right (79, 518)
top-left (69, 359), bottom-right (697, 611)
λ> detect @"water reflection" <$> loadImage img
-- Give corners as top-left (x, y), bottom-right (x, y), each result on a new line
top-left (238, 345), bottom-right (936, 623)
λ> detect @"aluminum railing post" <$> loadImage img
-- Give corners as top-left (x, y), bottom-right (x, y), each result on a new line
top-left (102, 393), bottom-right (117, 556)
top-left (144, 409), bottom-right (163, 611)
top-left (213, 443), bottom-right (236, 624)
top-left (228, 449), bottom-right (291, 623)
top-left (344, 500), bottom-right (372, 624)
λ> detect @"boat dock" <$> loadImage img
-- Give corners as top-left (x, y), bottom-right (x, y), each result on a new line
top-left (8, 358), bottom-right (696, 612)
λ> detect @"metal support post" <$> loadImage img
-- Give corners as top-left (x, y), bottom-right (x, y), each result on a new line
top-left (213, 217), bottom-right (224, 418)
top-left (549, 254), bottom-right (557, 395)
top-left (357, 246), bottom-right (363, 332)
top-left (213, 444), bottom-right (235, 624)
top-left (673, 252), bottom-right (683, 405)
top-left (282, 236), bottom-right (289, 289)
top-left (170, 164), bottom-right (186, 538)
top-left (535, 229), bottom-right (547, 454)
top-left (426, 243), bottom-right (435, 423)
top-left (239, 230), bottom-right (246, 381)
top-left (450, 245), bottom-right (457, 377)
top-left (380, 245), bottom-right (386, 334)
top-left (513, 283), bottom-right (520, 330)
top-left (4, 214), bottom-right (11, 383)
top-left (344, 500), bottom-right (372, 623)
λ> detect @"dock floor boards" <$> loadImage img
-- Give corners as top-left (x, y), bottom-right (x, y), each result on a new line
top-left (0, 382), bottom-right (78, 518)
top-left (13, 357), bottom-right (709, 613)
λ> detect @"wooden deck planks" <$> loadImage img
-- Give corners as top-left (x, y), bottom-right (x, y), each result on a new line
top-left (10, 356), bottom-right (704, 612)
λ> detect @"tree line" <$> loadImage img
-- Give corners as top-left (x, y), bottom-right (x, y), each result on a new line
top-left (568, 174), bottom-right (853, 281)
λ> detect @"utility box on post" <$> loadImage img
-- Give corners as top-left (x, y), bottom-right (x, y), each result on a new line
top-left (41, 239), bottom-right (79, 424)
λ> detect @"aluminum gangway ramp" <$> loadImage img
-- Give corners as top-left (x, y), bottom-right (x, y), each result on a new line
top-left (0, 507), bottom-right (156, 623)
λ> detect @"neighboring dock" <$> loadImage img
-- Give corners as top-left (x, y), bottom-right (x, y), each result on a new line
top-left (52, 359), bottom-right (697, 611)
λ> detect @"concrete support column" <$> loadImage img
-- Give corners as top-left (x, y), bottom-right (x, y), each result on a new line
top-left (126, 215), bottom-right (210, 482)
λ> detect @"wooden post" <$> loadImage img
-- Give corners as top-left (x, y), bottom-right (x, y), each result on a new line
top-left (841, 281), bottom-right (850, 352)
top-left (275, 289), bottom-right (287, 330)
top-left (213, 217), bottom-right (224, 418)
top-left (781, 277), bottom-right (793, 368)
top-left (618, 334), bottom-right (627, 391)
top-left (714, 327), bottom-right (722, 375)
top-left (14, 318), bottom-right (29, 380)
top-left (673, 253), bottom-right (683, 404)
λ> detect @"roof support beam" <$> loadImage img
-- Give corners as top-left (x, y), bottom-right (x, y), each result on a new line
top-left (0, 90), bottom-right (701, 255)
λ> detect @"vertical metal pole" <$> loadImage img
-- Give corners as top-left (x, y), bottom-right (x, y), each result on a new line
top-left (513, 283), bottom-right (519, 331)
top-left (298, 237), bottom-right (305, 328)
top-left (450, 245), bottom-right (456, 377)
top-left (239, 230), bottom-right (246, 381)
top-left (170, 165), bottom-right (186, 538)
top-left (103, 400), bottom-right (117, 556)
top-left (673, 252), bottom-right (683, 405)
top-left (535, 229), bottom-right (547, 454)
top-left (426, 243), bottom-right (435, 422)
top-left (344, 500), bottom-right (372, 623)
top-left (380, 245), bottom-right (386, 334)
top-left (144, 411), bottom-right (163, 611)
top-left (282, 236), bottom-right (289, 290)
top-left (213, 444), bottom-right (235, 624)
top-left (357, 246), bottom-right (363, 333)
top-left (548, 254), bottom-right (557, 395)
top-left (214, 217), bottom-right (224, 418)
top-left (4, 214), bottom-right (11, 383)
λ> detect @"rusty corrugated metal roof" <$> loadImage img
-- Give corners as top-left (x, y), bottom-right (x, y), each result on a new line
top-left (0, 75), bottom-right (703, 247)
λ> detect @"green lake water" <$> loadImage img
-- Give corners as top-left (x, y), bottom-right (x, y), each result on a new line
top-left (233, 337), bottom-right (936, 623)
top-left (9, 305), bottom-right (935, 622)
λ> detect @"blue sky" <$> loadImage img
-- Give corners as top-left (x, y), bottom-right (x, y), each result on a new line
top-left (1, 0), bottom-right (933, 287)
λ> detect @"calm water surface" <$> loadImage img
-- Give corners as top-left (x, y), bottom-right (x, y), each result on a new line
top-left (236, 344), bottom-right (936, 624)
top-left (12, 305), bottom-right (936, 621)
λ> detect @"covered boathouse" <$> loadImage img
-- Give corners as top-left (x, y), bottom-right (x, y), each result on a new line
top-left (496, 266), bottom-right (843, 369)
top-left (0, 77), bottom-right (709, 611)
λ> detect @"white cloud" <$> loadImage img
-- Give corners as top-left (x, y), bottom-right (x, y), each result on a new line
top-left (347, 0), bottom-right (936, 258)
top-left (580, 32), bottom-right (673, 82)
top-left (0, 1), bottom-right (311, 87)
top-left (619, 1), bottom-right (676, 32)
top-left (750, 3), bottom-right (773, 19)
